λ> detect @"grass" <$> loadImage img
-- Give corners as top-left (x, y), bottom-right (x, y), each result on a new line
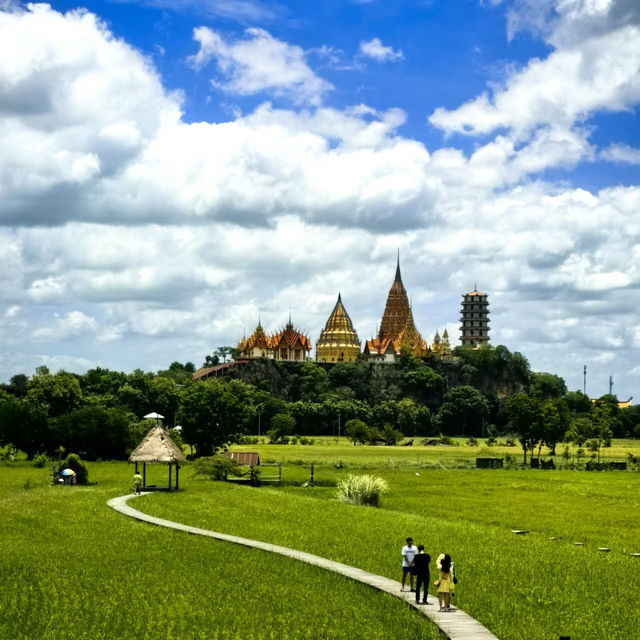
top-left (237, 436), bottom-right (640, 469)
top-left (4, 438), bottom-right (640, 639)
top-left (0, 462), bottom-right (440, 640)
top-left (137, 451), bottom-right (640, 640)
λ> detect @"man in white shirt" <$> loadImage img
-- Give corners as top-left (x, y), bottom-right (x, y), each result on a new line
top-left (401, 536), bottom-right (417, 592)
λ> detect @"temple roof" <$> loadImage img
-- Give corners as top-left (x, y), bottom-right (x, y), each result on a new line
top-left (244, 321), bottom-right (273, 350)
top-left (317, 293), bottom-right (361, 350)
top-left (272, 318), bottom-right (312, 351)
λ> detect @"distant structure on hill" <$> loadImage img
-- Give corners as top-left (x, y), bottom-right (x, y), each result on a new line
top-left (460, 288), bottom-right (490, 348)
top-left (237, 315), bottom-right (312, 361)
top-left (226, 258), bottom-right (493, 371)
top-left (316, 294), bottom-right (361, 363)
top-left (364, 255), bottom-right (428, 361)
top-left (430, 328), bottom-right (453, 359)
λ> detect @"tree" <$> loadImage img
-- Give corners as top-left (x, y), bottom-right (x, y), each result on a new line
top-left (27, 371), bottom-right (82, 418)
top-left (268, 413), bottom-right (295, 443)
top-left (345, 419), bottom-right (369, 445)
top-left (52, 406), bottom-right (130, 460)
top-left (202, 354), bottom-right (220, 368)
top-left (300, 362), bottom-right (330, 402)
top-left (380, 423), bottom-right (403, 446)
top-left (178, 381), bottom-right (250, 456)
top-left (215, 347), bottom-right (233, 363)
top-left (564, 390), bottom-right (592, 414)
top-left (0, 397), bottom-right (49, 458)
top-left (435, 386), bottom-right (489, 437)
top-left (539, 399), bottom-right (570, 456)
top-left (156, 361), bottom-right (196, 385)
top-left (530, 372), bottom-right (567, 400)
top-left (505, 393), bottom-right (543, 464)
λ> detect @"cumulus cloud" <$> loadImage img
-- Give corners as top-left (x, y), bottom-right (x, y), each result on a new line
top-left (188, 26), bottom-right (332, 105)
top-left (32, 311), bottom-right (98, 341)
top-left (0, 3), bottom-right (638, 397)
top-left (429, 25), bottom-right (640, 137)
top-left (359, 38), bottom-right (404, 62)
top-left (600, 143), bottom-right (640, 164)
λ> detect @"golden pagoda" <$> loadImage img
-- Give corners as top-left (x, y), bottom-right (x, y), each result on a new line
top-left (316, 294), bottom-right (361, 363)
top-left (364, 255), bottom-right (428, 359)
top-left (238, 320), bottom-right (273, 359)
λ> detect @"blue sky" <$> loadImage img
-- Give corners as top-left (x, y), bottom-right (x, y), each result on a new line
top-left (0, 0), bottom-right (639, 399)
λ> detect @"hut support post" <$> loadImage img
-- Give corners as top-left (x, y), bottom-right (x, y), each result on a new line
top-left (143, 463), bottom-right (146, 488)
top-left (168, 463), bottom-right (172, 490)
top-left (135, 462), bottom-right (139, 474)
top-left (176, 463), bottom-right (180, 490)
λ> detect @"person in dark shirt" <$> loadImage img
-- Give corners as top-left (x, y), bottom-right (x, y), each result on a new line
top-left (413, 545), bottom-right (431, 604)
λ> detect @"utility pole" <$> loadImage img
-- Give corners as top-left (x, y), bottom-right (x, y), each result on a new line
top-left (338, 412), bottom-right (341, 439)
top-left (583, 365), bottom-right (587, 396)
top-left (609, 376), bottom-right (613, 395)
top-left (257, 406), bottom-right (263, 437)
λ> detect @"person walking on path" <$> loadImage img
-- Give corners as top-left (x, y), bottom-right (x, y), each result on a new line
top-left (435, 553), bottom-right (455, 612)
top-left (401, 537), bottom-right (417, 592)
top-left (413, 545), bottom-right (431, 604)
top-left (133, 471), bottom-right (143, 495)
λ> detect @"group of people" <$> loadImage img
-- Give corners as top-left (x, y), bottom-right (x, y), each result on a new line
top-left (401, 537), bottom-right (456, 612)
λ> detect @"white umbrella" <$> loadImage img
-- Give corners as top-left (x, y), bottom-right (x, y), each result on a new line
top-left (144, 412), bottom-right (165, 428)
top-left (143, 412), bottom-right (165, 420)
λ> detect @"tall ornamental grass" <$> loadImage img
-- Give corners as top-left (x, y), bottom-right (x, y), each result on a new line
top-left (335, 473), bottom-right (389, 506)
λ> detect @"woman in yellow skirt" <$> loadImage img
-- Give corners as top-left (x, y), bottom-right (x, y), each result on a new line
top-left (434, 553), bottom-right (455, 612)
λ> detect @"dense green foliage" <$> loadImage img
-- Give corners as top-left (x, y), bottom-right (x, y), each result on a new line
top-left (1, 344), bottom-right (638, 462)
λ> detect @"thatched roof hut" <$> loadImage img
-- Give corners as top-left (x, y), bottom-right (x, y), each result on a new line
top-left (129, 426), bottom-right (186, 464)
top-left (129, 426), bottom-right (186, 491)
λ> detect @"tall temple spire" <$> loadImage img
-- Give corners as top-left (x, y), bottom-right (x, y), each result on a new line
top-left (395, 248), bottom-right (401, 282)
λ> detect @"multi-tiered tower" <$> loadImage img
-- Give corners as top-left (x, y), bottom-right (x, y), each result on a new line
top-left (316, 294), bottom-right (361, 363)
top-left (364, 256), bottom-right (427, 359)
top-left (460, 289), bottom-right (490, 347)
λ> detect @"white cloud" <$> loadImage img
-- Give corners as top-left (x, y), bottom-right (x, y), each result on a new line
top-left (188, 26), bottom-right (332, 105)
top-left (429, 25), bottom-right (640, 137)
top-left (359, 38), bottom-right (404, 62)
top-left (600, 143), bottom-right (640, 164)
top-left (32, 311), bottom-right (98, 341)
top-left (0, 3), bottom-right (638, 399)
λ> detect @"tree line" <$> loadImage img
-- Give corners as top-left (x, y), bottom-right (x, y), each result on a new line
top-left (0, 346), bottom-right (638, 461)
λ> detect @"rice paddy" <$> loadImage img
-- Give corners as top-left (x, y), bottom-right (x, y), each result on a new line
top-left (3, 438), bottom-right (640, 639)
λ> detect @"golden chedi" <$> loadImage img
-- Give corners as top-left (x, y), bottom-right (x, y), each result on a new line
top-left (365, 256), bottom-right (427, 358)
top-left (316, 294), bottom-right (361, 362)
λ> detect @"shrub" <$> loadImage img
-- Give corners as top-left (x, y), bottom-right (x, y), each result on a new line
top-left (380, 423), bottom-right (403, 446)
top-left (439, 435), bottom-right (453, 446)
top-left (504, 436), bottom-right (517, 447)
top-left (466, 436), bottom-right (479, 446)
top-left (193, 455), bottom-right (240, 480)
top-left (335, 474), bottom-right (389, 507)
top-left (33, 453), bottom-right (48, 468)
top-left (59, 453), bottom-right (88, 485)
top-left (486, 436), bottom-right (497, 446)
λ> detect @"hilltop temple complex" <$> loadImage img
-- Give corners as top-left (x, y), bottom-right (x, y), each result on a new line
top-left (237, 315), bottom-right (312, 361)
top-left (236, 258), bottom-right (489, 364)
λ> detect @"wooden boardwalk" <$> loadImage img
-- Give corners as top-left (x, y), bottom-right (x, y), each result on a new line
top-left (108, 494), bottom-right (498, 640)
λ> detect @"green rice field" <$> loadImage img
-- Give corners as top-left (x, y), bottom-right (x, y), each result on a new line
top-left (3, 439), bottom-right (640, 639)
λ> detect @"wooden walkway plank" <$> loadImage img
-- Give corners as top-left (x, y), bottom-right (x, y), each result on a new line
top-left (107, 494), bottom-right (498, 640)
